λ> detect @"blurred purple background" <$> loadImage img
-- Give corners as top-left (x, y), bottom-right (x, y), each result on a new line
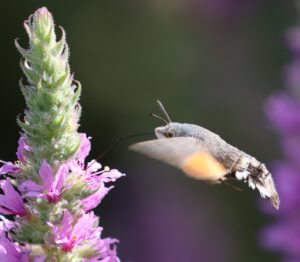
top-left (261, 8), bottom-right (300, 261)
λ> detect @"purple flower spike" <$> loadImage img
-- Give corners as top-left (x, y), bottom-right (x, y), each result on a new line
top-left (264, 93), bottom-right (300, 135)
top-left (0, 179), bottom-right (26, 217)
top-left (262, 222), bottom-right (300, 260)
top-left (261, 13), bottom-right (300, 261)
top-left (2, 7), bottom-right (124, 260)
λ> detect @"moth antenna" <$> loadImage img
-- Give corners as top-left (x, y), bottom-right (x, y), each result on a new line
top-left (156, 100), bottom-right (172, 123)
top-left (87, 131), bottom-right (154, 169)
top-left (221, 180), bottom-right (243, 192)
top-left (150, 113), bottom-right (169, 124)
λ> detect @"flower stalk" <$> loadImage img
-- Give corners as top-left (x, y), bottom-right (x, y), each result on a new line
top-left (0, 7), bottom-right (124, 261)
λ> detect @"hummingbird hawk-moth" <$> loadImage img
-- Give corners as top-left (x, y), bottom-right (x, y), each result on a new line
top-left (130, 100), bottom-right (280, 209)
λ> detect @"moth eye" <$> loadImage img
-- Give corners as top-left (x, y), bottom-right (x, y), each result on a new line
top-left (165, 132), bottom-right (174, 138)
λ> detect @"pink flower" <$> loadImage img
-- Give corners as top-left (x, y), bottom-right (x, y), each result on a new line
top-left (0, 180), bottom-right (26, 217)
top-left (49, 210), bottom-right (120, 260)
top-left (0, 230), bottom-right (30, 262)
top-left (19, 160), bottom-right (68, 203)
top-left (68, 134), bottom-right (125, 212)
top-left (49, 210), bottom-right (101, 252)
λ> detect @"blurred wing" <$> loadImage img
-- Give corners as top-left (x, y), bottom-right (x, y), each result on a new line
top-left (130, 137), bottom-right (228, 181)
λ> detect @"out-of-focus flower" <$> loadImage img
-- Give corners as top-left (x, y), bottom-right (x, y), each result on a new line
top-left (148, 0), bottom-right (258, 21)
top-left (261, 9), bottom-right (300, 262)
top-left (265, 94), bottom-right (300, 135)
top-left (189, 0), bottom-right (255, 19)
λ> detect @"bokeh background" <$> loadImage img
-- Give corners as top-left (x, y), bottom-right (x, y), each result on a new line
top-left (0, 1), bottom-right (295, 261)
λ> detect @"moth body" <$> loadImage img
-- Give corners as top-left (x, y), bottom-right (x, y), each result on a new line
top-left (156, 122), bottom-right (255, 175)
top-left (130, 102), bottom-right (280, 209)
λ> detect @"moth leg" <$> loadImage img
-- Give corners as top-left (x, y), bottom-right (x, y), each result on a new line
top-left (220, 171), bottom-right (236, 181)
top-left (219, 173), bottom-right (243, 192)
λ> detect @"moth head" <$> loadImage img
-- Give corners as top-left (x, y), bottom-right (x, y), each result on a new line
top-left (151, 100), bottom-right (177, 138)
top-left (155, 124), bottom-right (177, 138)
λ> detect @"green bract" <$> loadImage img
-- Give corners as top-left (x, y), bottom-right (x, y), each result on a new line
top-left (16, 8), bottom-right (81, 175)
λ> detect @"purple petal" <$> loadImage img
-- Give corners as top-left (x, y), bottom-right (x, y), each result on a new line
top-left (87, 160), bottom-right (102, 173)
top-left (0, 216), bottom-right (15, 234)
top-left (72, 212), bottom-right (98, 243)
top-left (0, 232), bottom-right (23, 261)
top-left (78, 134), bottom-right (91, 164)
top-left (100, 169), bottom-right (125, 183)
top-left (81, 186), bottom-right (113, 212)
top-left (16, 135), bottom-right (31, 162)
top-left (46, 164), bottom-right (69, 203)
top-left (0, 204), bottom-right (19, 216)
top-left (51, 164), bottom-right (68, 192)
top-left (68, 160), bottom-right (82, 173)
top-left (22, 192), bottom-right (45, 199)
top-left (0, 180), bottom-right (26, 216)
top-left (0, 162), bottom-right (20, 176)
top-left (96, 238), bottom-right (120, 262)
top-left (60, 210), bottom-right (73, 239)
top-left (39, 160), bottom-right (54, 189)
top-left (18, 180), bottom-right (44, 193)
top-left (34, 256), bottom-right (46, 262)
